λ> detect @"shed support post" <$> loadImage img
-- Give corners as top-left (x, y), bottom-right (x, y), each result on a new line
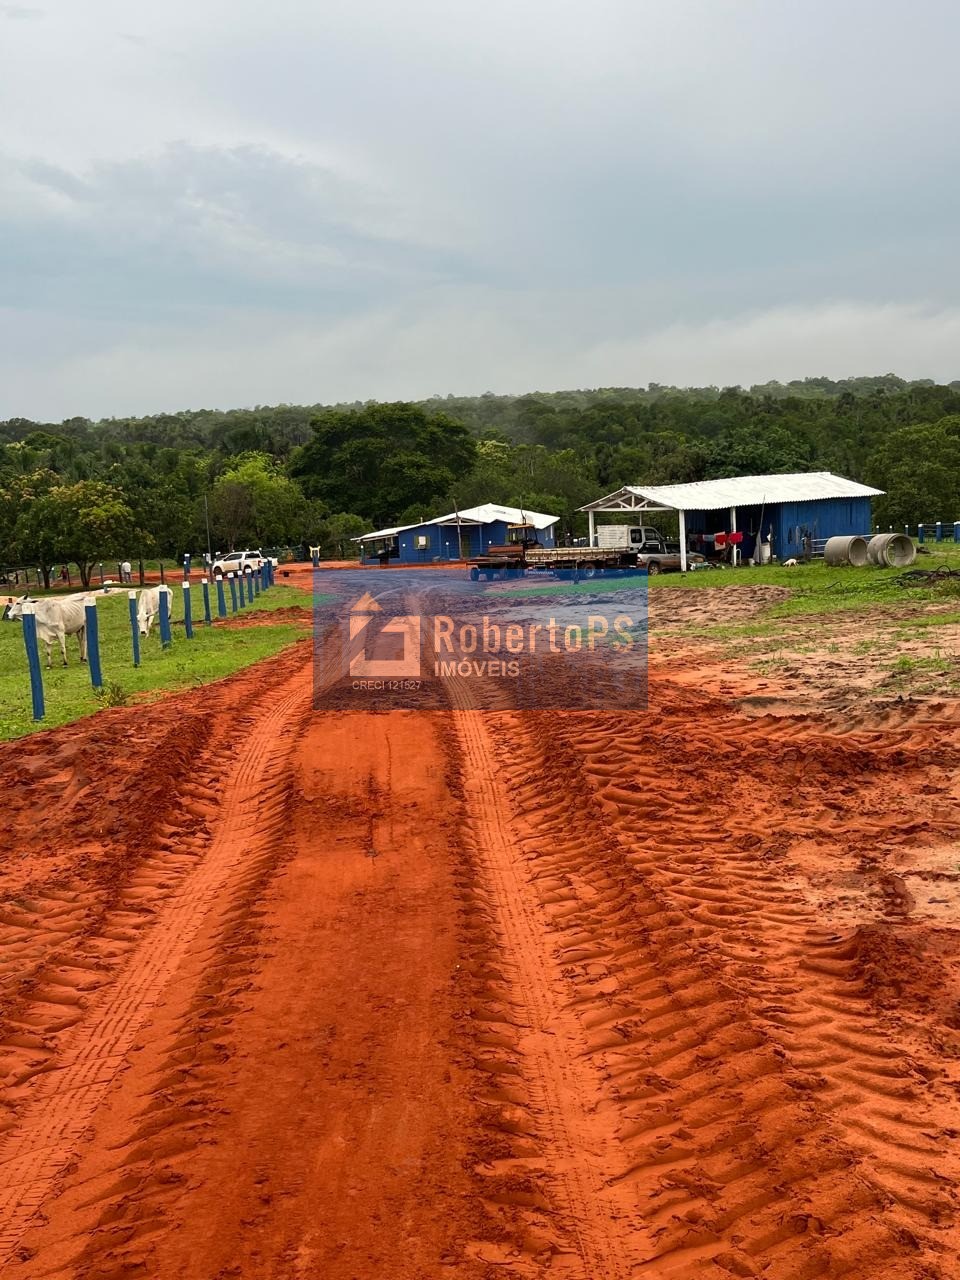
top-left (729, 506), bottom-right (738, 566)
top-left (679, 509), bottom-right (687, 573)
top-left (588, 510), bottom-right (595, 547)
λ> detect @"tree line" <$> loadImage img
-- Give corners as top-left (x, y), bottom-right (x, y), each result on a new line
top-left (2, 374), bottom-right (960, 583)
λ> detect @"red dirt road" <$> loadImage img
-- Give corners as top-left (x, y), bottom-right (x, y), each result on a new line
top-left (2, 626), bottom-right (960, 1277)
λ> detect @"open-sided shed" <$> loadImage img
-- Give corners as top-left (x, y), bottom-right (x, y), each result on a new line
top-left (354, 503), bottom-right (559, 565)
top-left (579, 471), bottom-right (883, 571)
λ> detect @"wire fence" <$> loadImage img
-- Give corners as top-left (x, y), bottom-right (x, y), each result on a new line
top-left (9, 559), bottom-right (276, 722)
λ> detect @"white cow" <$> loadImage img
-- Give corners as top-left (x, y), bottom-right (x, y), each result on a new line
top-left (7, 593), bottom-right (91, 667)
top-left (137, 585), bottom-right (174, 637)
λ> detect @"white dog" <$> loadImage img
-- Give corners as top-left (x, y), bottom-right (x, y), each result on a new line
top-left (782, 558), bottom-right (799, 567)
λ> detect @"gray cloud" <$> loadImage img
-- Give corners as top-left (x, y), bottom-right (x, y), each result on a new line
top-left (0, 5), bottom-right (43, 19)
top-left (1, 0), bottom-right (958, 419)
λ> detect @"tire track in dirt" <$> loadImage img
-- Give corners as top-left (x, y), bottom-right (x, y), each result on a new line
top-left (0, 645), bottom-right (311, 1084)
top-left (439, 628), bottom-right (960, 1277)
top-left (0, 660), bottom-right (312, 1266)
top-left (15, 708), bottom-right (550, 1280)
top-left (449, 699), bottom-right (645, 1279)
top-left (508, 672), bottom-right (960, 1276)
top-left (458, 715), bottom-right (901, 1277)
top-left (551, 688), bottom-right (960, 1241)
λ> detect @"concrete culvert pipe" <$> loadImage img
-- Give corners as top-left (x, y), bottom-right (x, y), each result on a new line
top-left (824, 535), bottom-right (869, 567)
top-left (868, 532), bottom-right (917, 568)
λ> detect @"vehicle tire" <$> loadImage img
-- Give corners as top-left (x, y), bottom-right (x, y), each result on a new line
top-left (469, 567), bottom-right (480, 581)
top-left (647, 560), bottom-right (661, 575)
top-left (581, 564), bottom-right (596, 579)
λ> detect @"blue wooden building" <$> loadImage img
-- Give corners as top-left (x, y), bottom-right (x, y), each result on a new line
top-left (355, 503), bottom-right (559, 565)
top-left (580, 472), bottom-right (883, 569)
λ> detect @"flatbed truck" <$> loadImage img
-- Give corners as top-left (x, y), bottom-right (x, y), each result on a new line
top-left (466, 530), bottom-right (699, 580)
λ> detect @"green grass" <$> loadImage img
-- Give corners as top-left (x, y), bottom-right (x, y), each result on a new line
top-left (0, 585), bottom-right (310, 741)
top-left (889, 653), bottom-right (953, 675)
top-left (652, 547), bottom-right (960, 623)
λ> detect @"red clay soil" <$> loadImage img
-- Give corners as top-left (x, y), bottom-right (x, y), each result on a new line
top-left (2, 635), bottom-right (960, 1277)
top-left (219, 604), bottom-right (312, 628)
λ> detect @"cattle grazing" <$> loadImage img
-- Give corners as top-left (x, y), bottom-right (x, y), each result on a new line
top-left (137, 585), bottom-right (174, 637)
top-left (6, 594), bottom-right (91, 667)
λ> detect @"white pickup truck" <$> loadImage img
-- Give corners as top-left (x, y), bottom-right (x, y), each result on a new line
top-left (211, 549), bottom-right (278, 578)
top-left (595, 526), bottom-right (699, 574)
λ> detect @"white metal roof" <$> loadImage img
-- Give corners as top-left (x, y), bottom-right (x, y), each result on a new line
top-left (580, 471), bottom-right (883, 514)
top-left (355, 502), bottom-right (559, 543)
top-left (355, 525), bottom-right (405, 540)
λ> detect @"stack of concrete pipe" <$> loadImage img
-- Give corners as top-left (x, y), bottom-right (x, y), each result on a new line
top-left (867, 533), bottom-right (917, 568)
top-left (823, 533), bottom-right (917, 568)
top-left (824, 535), bottom-right (870, 566)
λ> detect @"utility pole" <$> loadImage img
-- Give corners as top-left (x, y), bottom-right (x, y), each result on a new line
top-left (203, 494), bottom-right (213, 565)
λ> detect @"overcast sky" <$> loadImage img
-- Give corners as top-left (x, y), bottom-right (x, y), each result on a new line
top-left (2, 0), bottom-right (959, 421)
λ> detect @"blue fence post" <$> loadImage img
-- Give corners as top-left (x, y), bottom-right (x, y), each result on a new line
top-left (128, 590), bottom-right (141, 667)
top-left (159, 586), bottom-right (172, 648)
top-left (253, 567), bottom-right (261, 598)
top-left (202, 577), bottom-right (212, 625)
top-left (311, 545), bottom-right (320, 568)
top-left (228, 573), bottom-right (238, 613)
top-left (183, 582), bottom-right (194, 639)
top-left (918, 523), bottom-right (926, 544)
top-left (954, 522), bottom-right (960, 544)
top-left (85, 601), bottom-right (103, 690)
top-left (260, 562), bottom-right (266, 593)
top-left (216, 575), bottom-right (227, 618)
top-left (936, 521), bottom-right (943, 543)
top-left (183, 552), bottom-right (191, 580)
top-left (21, 606), bottom-right (44, 721)
top-left (246, 570), bottom-right (254, 605)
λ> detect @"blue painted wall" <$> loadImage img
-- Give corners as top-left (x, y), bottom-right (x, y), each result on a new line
top-left (771, 497), bottom-right (873, 558)
top-left (685, 497), bottom-right (873, 560)
top-left (363, 519), bottom-right (556, 564)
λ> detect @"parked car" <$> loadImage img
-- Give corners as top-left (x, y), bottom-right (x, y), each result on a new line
top-left (211, 549), bottom-right (277, 578)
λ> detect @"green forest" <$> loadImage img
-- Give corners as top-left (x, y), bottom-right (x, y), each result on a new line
top-left (2, 373), bottom-right (959, 582)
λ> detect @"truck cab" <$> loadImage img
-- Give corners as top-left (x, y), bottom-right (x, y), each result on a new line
top-left (595, 525), bottom-right (667, 551)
